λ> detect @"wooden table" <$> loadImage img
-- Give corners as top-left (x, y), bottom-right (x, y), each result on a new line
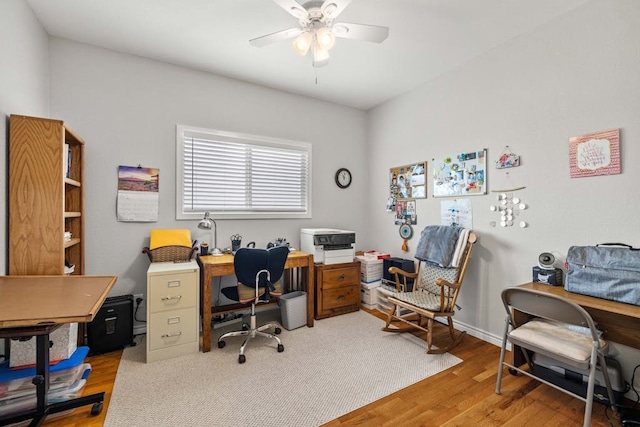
top-left (0, 275), bottom-right (117, 426)
top-left (513, 282), bottom-right (640, 366)
top-left (197, 251), bottom-right (314, 353)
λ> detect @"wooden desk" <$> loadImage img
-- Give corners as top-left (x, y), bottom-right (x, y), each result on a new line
top-left (518, 282), bottom-right (640, 348)
top-left (513, 282), bottom-right (640, 366)
top-left (0, 275), bottom-right (117, 426)
top-left (197, 251), bottom-right (314, 353)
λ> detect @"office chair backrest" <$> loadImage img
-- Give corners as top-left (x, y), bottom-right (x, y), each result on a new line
top-left (234, 246), bottom-right (289, 288)
top-left (501, 287), bottom-right (598, 340)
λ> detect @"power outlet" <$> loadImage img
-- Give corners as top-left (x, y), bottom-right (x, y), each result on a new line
top-left (133, 293), bottom-right (144, 306)
top-left (133, 293), bottom-right (146, 333)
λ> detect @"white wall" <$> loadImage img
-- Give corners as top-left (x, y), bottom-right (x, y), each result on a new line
top-left (0, 0), bottom-right (50, 274)
top-left (367, 0), bottom-right (640, 390)
top-left (48, 38), bottom-right (369, 309)
top-left (0, 0), bottom-right (49, 356)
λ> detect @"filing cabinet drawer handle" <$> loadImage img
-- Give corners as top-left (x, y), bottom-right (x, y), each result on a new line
top-left (337, 294), bottom-right (345, 300)
top-left (161, 331), bottom-right (182, 338)
top-left (168, 280), bottom-right (181, 288)
top-left (337, 275), bottom-right (345, 281)
top-left (161, 295), bottom-right (182, 301)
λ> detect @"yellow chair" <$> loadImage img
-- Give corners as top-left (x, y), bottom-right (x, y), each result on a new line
top-left (382, 229), bottom-right (477, 354)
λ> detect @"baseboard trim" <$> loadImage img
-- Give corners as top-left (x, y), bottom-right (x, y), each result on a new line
top-left (452, 319), bottom-right (504, 348)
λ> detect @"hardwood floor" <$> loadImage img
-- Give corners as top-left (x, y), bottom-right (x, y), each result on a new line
top-left (41, 308), bottom-right (624, 426)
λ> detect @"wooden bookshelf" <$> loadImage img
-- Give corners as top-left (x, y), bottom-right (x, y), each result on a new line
top-left (9, 114), bottom-right (85, 276)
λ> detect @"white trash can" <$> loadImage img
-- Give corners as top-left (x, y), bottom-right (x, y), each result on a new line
top-left (278, 291), bottom-right (307, 330)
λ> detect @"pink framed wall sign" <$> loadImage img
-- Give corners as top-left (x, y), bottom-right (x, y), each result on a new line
top-left (569, 129), bottom-right (620, 178)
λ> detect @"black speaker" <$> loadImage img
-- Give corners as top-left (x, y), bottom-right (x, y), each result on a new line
top-left (87, 294), bottom-right (134, 355)
top-left (383, 257), bottom-right (415, 289)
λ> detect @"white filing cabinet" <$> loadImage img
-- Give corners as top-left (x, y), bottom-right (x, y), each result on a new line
top-left (146, 260), bottom-right (199, 363)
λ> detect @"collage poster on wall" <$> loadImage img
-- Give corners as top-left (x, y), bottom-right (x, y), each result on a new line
top-left (433, 149), bottom-right (487, 197)
top-left (387, 162), bottom-right (427, 211)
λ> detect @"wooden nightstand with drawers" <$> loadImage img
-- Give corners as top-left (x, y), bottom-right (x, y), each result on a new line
top-left (314, 261), bottom-right (360, 319)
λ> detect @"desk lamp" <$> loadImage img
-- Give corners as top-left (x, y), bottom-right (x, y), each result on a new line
top-left (198, 211), bottom-right (222, 256)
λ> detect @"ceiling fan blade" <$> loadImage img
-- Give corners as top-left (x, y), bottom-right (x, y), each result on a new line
top-left (332, 22), bottom-right (389, 43)
top-left (321, 0), bottom-right (353, 19)
top-left (273, 0), bottom-right (309, 20)
top-left (249, 27), bottom-right (303, 48)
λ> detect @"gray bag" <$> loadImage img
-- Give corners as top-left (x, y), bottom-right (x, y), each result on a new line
top-left (565, 244), bottom-right (640, 306)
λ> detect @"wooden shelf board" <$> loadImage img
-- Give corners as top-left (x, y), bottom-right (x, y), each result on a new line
top-left (64, 238), bottom-right (81, 248)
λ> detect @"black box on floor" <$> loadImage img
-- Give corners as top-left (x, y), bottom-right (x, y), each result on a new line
top-left (87, 294), bottom-right (134, 355)
top-left (383, 257), bottom-right (415, 290)
top-left (532, 353), bottom-right (626, 406)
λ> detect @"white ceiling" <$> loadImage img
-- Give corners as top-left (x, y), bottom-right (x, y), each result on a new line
top-left (27, 0), bottom-right (591, 110)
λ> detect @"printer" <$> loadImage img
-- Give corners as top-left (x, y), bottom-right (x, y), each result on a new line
top-left (300, 228), bottom-right (356, 265)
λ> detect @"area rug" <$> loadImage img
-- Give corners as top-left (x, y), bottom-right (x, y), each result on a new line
top-left (105, 310), bottom-right (461, 426)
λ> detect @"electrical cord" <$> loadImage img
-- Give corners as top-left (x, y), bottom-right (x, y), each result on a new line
top-left (134, 297), bottom-right (146, 323)
top-left (632, 364), bottom-right (640, 406)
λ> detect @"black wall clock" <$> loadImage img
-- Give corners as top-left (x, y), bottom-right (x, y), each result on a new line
top-left (335, 168), bottom-right (352, 188)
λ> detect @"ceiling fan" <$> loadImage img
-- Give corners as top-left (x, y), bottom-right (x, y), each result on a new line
top-left (250, 0), bottom-right (389, 68)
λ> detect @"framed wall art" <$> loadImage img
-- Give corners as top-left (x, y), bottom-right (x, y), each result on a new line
top-left (569, 128), bottom-right (620, 178)
top-left (433, 149), bottom-right (487, 197)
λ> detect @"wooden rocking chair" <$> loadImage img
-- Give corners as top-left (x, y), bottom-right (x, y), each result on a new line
top-left (382, 230), bottom-right (477, 354)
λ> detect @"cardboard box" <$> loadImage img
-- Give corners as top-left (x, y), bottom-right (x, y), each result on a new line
top-left (361, 282), bottom-right (380, 305)
top-left (363, 251), bottom-right (391, 260)
top-left (532, 266), bottom-right (563, 286)
top-left (360, 301), bottom-right (377, 310)
top-left (356, 255), bottom-right (384, 282)
top-left (10, 323), bottom-right (78, 368)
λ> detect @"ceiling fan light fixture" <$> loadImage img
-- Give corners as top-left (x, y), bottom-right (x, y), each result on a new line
top-left (332, 24), bottom-right (349, 35)
top-left (322, 3), bottom-right (338, 18)
top-left (312, 45), bottom-right (330, 67)
top-left (290, 6), bottom-right (308, 20)
top-left (315, 26), bottom-right (335, 50)
top-left (292, 31), bottom-right (313, 55)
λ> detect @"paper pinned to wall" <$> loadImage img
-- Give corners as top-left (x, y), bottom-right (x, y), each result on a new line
top-left (116, 165), bottom-right (159, 222)
top-left (441, 199), bottom-right (472, 229)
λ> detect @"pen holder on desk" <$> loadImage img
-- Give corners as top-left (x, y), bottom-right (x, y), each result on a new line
top-left (200, 243), bottom-right (209, 256)
top-left (231, 239), bottom-right (241, 252)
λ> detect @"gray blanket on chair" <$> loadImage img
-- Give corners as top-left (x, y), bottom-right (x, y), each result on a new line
top-left (415, 225), bottom-right (462, 267)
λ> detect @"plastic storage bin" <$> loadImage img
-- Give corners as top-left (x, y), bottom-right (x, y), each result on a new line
top-left (278, 291), bottom-right (307, 330)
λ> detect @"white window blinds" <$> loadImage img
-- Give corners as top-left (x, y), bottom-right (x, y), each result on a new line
top-left (177, 125), bottom-right (311, 219)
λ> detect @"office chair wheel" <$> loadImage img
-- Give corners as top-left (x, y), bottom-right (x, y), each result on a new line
top-left (242, 323), bottom-right (249, 331)
top-left (218, 340), bottom-right (226, 349)
top-left (91, 402), bottom-right (103, 416)
top-left (275, 327), bottom-right (282, 334)
top-left (238, 354), bottom-right (246, 364)
top-left (508, 368), bottom-right (518, 376)
top-left (278, 344), bottom-right (284, 352)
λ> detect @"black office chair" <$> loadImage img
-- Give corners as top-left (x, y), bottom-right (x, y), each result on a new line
top-left (217, 246), bottom-right (289, 363)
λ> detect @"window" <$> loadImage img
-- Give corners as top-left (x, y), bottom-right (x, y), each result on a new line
top-left (176, 125), bottom-right (312, 220)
